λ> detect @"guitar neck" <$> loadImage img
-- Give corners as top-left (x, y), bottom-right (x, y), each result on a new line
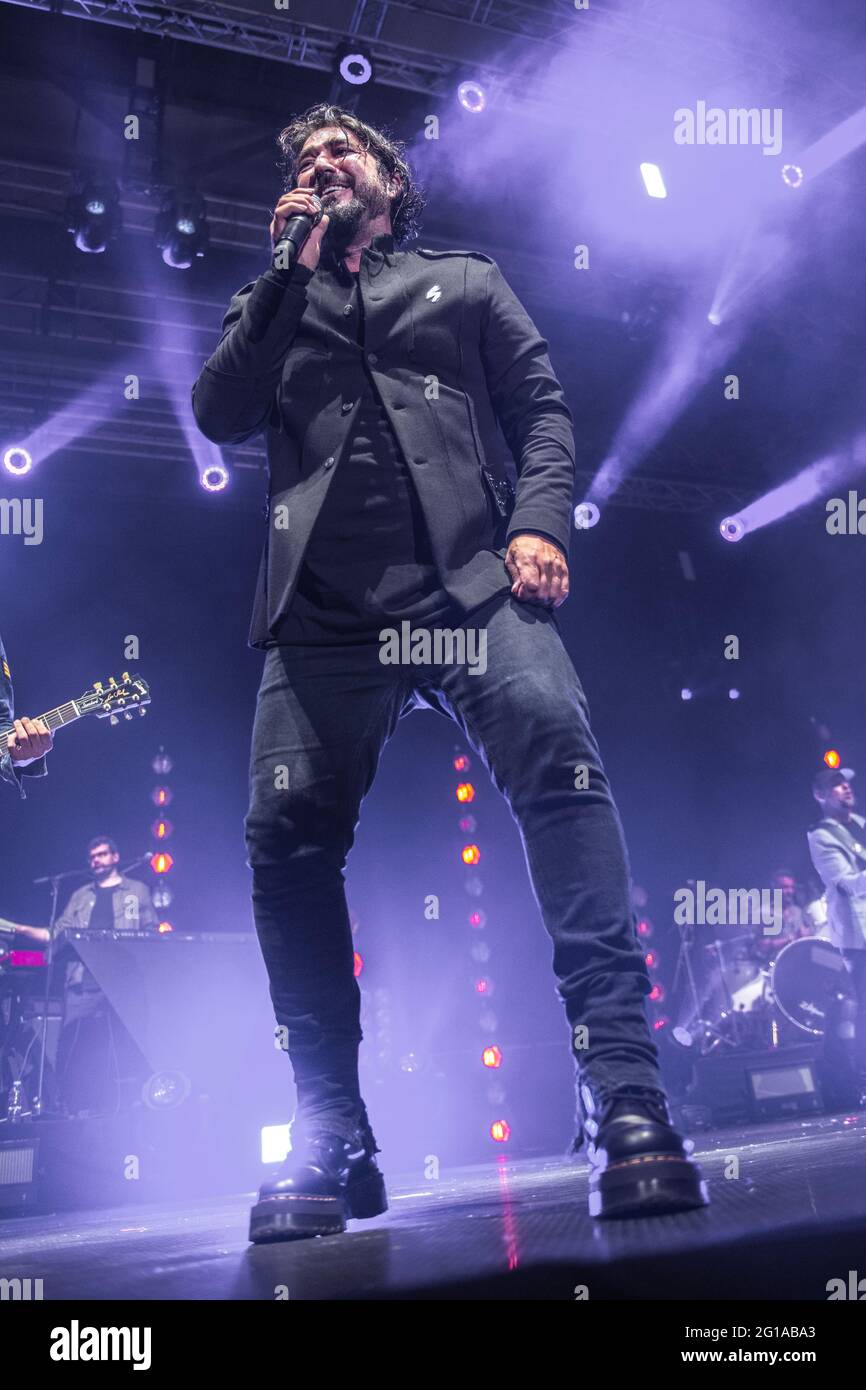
top-left (1, 700), bottom-right (81, 748)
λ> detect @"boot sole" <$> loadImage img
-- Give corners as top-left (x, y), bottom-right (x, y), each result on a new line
top-left (589, 1153), bottom-right (709, 1220)
top-left (248, 1169), bottom-right (388, 1244)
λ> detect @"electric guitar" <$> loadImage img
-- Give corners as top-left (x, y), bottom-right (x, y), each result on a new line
top-left (1, 672), bottom-right (151, 752)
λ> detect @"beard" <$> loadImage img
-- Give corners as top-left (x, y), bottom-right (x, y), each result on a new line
top-left (321, 179), bottom-right (391, 253)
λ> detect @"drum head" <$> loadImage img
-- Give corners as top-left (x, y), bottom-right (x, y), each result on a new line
top-left (770, 936), bottom-right (852, 1035)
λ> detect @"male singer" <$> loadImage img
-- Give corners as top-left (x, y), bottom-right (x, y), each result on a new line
top-left (193, 103), bottom-right (706, 1241)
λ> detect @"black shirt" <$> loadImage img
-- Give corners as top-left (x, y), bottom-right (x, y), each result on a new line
top-left (271, 262), bottom-right (461, 644)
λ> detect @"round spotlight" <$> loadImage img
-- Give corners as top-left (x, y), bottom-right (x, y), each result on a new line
top-left (672, 1026), bottom-right (694, 1049)
top-left (3, 446), bottom-right (33, 476)
top-left (200, 463), bottom-right (229, 492)
top-left (707, 309), bottom-right (722, 326)
top-left (156, 192), bottom-right (209, 269)
top-left (681, 688), bottom-right (693, 701)
top-left (574, 500), bottom-right (600, 531)
top-left (66, 180), bottom-right (121, 254)
top-left (781, 163), bottom-right (804, 189)
top-left (728, 688), bottom-right (741, 700)
top-left (457, 80), bottom-right (486, 114)
top-left (720, 515), bottom-right (746, 542)
top-left (142, 1069), bottom-right (191, 1109)
top-left (340, 51), bottom-right (372, 84)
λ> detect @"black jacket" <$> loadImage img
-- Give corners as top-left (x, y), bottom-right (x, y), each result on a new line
top-left (192, 234), bottom-right (576, 647)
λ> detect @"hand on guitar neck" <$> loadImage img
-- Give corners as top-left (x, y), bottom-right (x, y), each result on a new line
top-left (5, 717), bottom-right (53, 766)
top-left (0, 916), bottom-right (50, 946)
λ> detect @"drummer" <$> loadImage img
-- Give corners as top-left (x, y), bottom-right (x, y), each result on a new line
top-left (752, 869), bottom-right (821, 959)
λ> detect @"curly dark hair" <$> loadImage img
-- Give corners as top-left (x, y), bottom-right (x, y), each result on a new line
top-left (276, 103), bottom-right (425, 247)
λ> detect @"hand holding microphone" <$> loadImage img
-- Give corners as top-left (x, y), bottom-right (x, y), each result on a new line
top-left (270, 189), bottom-right (329, 274)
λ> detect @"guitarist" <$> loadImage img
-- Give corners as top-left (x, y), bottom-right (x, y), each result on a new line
top-left (0, 632), bottom-right (53, 796)
top-left (808, 766), bottom-right (866, 1102)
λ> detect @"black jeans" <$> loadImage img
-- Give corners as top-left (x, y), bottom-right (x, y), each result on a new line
top-left (245, 592), bottom-right (662, 1142)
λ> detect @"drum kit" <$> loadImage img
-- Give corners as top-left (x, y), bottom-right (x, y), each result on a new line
top-left (679, 895), bottom-right (856, 1055)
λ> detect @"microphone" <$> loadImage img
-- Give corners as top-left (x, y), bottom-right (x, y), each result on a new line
top-left (272, 194), bottom-right (323, 274)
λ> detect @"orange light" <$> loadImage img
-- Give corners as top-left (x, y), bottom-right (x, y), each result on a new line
top-left (453, 754), bottom-right (470, 772)
top-left (151, 818), bottom-right (173, 840)
top-left (353, 951), bottom-right (363, 978)
top-left (824, 749), bottom-right (841, 769)
top-left (151, 786), bottom-right (173, 807)
top-left (490, 1120), bottom-right (510, 1143)
top-left (649, 983), bottom-right (665, 1002)
top-left (456, 783), bottom-right (476, 803)
top-left (462, 844), bottom-right (480, 865)
top-left (482, 1046), bottom-right (502, 1069)
top-left (151, 852), bottom-right (174, 874)
top-left (157, 921), bottom-right (174, 934)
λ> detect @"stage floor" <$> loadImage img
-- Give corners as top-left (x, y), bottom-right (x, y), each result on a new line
top-left (2, 1112), bottom-right (865, 1300)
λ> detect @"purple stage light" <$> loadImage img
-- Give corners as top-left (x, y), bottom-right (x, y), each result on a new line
top-left (573, 500), bottom-right (600, 530)
top-left (720, 515), bottom-right (746, 542)
top-left (728, 689), bottom-right (741, 700)
top-left (338, 48), bottom-right (373, 86)
top-left (640, 163), bottom-right (667, 199)
top-left (3, 446), bottom-right (33, 476)
top-left (680, 688), bottom-right (693, 701)
top-left (457, 81), bottom-right (486, 114)
top-left (781, 163), bottom-right (804, 188)
top-left (200, 463), bottom-right (229, 493)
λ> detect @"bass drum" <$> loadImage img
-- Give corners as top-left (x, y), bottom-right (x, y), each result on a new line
top-left (770, 936), bottom-right (853, 1036)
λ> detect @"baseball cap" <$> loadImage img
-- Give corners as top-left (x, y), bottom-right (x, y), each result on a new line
top-left (813, 765), bottom-right (856, 794)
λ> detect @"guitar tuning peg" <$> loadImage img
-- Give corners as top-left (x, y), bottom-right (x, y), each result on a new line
top-left (109, 714), bottom-right (119, 726)
top-left (108, 676), bottom-right (118, 687)
top-left (138, 707), bottom-right (147, 717)
top-left (124, 712), bottom-right (133, 721)
top-left (94, 681), bottom-right (104, 693)
top-left (121, 671), bottom-right (130, 681)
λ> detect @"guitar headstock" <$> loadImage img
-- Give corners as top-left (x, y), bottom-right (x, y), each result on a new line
top-left (77, 673), bottom-right (151, 723)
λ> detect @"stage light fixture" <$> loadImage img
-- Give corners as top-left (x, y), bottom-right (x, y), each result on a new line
top-left (142, 1069), bottom-right (190, 1109)
top-left (152, 750), bottom-right (173, 775)
top-left (490, 1119), bottom-right (510, 1142)
top-left (157, 921), bottom-right (174, 934)
top-left (475, 977), bottom-right (492, 995)
top-left (353, 951), bottom-right (363, 978)
top-left (824, 749), bottom-right (841, 769)
top-left (462, 844), bottom-right (480, 865)
top-left (636, 918), bottom-right (652, 938)
top-left (469, 910), bottom-right (486, 929)
top-left (459, 814), bottom-right (477, 833)
top-left (639, 162), bottom-right (667, 198)
top-left (482, 1046), bottom-right (502, 1069)
top-left (200, 463), bottom-right (229, 492)
top-left (457, 80), bottom-right (486, 114)
top-left (151, 786), bottom-right (173, 807)
top-left (261, 1123), bottom-right (291, 1164)
top-left (66, 178), bottom-right (121, 254)
top-left (153, 884), bottom-right (172, 910)
top-left (453, 754), bottom-right (471, 772)
top-left (2, 446), bottom-right (33, 476)
top-left (151, 851), bottom-right (174, 874)
top-left (728, 688), bottom-right (741, 700)
top-left (573, 500), bottom-right (600, 530)
top-left (680, 688), bottom-right (693, 701)
top-left (151, 818), bottom-right (173, 840)
top-left (456, 783), bottom-right (476, 803)
top-left (781, 163), bottom-right (804, 188)
top-left (156, 192), bottom-right (209, 269)
top-left (645, 950), bottom-right (658, 969)
top-left (649, 983), bottom-right (665, 1003)
top-left (334, 42), bottom-right (374, 86)
top-left (707, 309), bottom-right (722, 326)
top-left (720, 515), bottom-right (746, 542)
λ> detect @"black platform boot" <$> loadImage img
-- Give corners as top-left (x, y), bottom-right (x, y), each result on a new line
top-left (576, 1084), bottom-right (709, 1219)
top-left (249, 1121), bottom-right (388, 1244)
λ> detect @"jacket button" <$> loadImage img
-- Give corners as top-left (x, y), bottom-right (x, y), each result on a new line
top-left (368, 352), bottom-right (378, 365)
top-left (324, 456), bottom-right (335, 468)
